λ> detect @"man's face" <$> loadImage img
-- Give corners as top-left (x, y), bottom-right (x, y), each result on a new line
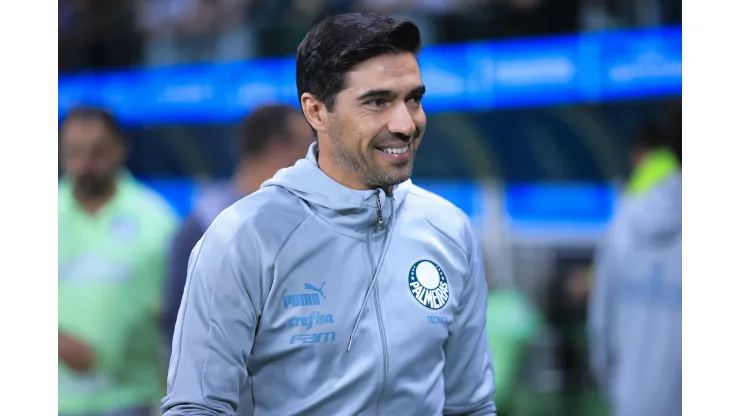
top-left (60, 118), bottom-right (124, 198)
top-left (326, 52), bottom-right (426, 190)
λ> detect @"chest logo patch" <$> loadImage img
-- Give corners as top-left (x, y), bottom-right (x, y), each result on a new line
top-left (408, 259), bottom-right (449, 310)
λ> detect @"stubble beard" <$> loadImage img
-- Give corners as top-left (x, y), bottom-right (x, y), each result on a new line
top-left (74, 173), bottom-right (116, 200)
top-left (329, 128), bottom-right (414, 190)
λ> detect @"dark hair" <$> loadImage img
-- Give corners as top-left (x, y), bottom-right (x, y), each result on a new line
top-left (237, 104), bottom-right (303, 159)
top-left (296, 13), bottom-right (422, 112)
top-left (62, 106), bottom-right (125, 144)
top-left (632, 100), bottom-right (682, 165)
top-left (633, 118), bottom-right (664, 150)
top-left (661, 100), bottom-right (682, 165)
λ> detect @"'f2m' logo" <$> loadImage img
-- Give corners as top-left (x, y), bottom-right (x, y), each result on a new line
top-left (290, 332), bottom-right (336, 345)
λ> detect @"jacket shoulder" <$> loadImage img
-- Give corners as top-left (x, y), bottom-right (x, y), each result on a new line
top-left (405, 184), bottom-right (475, 254)
top-left (204, 186), bottom-right (311, 257)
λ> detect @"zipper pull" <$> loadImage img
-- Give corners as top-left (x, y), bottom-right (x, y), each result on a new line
top-left (375, 191), bottom-right (383, 226)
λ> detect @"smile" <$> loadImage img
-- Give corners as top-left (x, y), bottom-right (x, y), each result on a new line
top-left (378, 146), bottom-right (409, 155)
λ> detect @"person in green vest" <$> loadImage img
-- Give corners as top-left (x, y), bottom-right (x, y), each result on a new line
top-left (58, 107), bottom-right (177, 416)
top-left (485, 285), bottom-right (543, 416)
top-left (625, 107), bottom-right (680, 195)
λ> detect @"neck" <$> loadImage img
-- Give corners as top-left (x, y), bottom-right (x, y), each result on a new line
top-left (316, 145), bottom-right (373, 191)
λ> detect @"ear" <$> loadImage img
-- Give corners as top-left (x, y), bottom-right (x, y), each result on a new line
top-left (300, 93), bottom-right (328, 134)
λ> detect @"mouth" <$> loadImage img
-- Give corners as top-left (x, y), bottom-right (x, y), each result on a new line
top-left (374, 144), bottom-right (411, 163)
top-left (376, 145), bottom-right (409, 155)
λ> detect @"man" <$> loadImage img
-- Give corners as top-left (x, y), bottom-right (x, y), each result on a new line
top-left (59, 107), bottom-right (178, 416)
top-left (625, 106), bottom-right (680, 195)
top-left (588, 103), bottom-right (681, 416)
top-left (163, 104), bottom-right (314, 346)
top-left (485, 288), bottom-right (541, 416)
top-left (163, 13), bottom-right (496, 416)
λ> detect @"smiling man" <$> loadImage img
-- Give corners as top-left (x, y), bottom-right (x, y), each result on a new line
top-left (163, 13), bottom-right (496, 416)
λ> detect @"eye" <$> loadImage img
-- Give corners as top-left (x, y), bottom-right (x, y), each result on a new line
top-left (408, 95), bottom-right (423, 106)
top-left (366, 99), bottom-right (388, 109)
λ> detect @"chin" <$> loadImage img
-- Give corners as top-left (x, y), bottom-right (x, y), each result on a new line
top-left (391, 167), bottom-right (413, 183)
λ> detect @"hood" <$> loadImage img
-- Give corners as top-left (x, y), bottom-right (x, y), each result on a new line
top-left (630, 172), bottom-right (682, 242)
top-left (261, 142), bottom-right (411, 236)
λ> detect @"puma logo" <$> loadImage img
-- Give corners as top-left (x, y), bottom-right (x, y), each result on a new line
top-left (304, 281), bottom-right (326, 299)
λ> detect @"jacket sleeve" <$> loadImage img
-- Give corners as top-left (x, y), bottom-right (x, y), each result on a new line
top-left (162, 217), bottom-right (262, 416)
top-left (442, 223), bottom-right (497, 416)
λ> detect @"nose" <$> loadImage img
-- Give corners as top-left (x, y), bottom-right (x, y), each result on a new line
top-left (387, 105), bottom-right (416, 139)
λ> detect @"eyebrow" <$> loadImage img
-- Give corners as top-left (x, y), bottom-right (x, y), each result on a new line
top-left (407, 85), bottom-right (426, 99)
top-left (356, 89), bottom-right (395, 102)
top-left (356, 84), bottom-right (426, 102)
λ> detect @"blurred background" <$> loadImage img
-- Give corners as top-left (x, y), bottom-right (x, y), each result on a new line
top-left (58, 1), bottom-right (681, 415)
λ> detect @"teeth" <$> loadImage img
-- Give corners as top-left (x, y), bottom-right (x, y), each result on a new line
top-left (381, 146), bottom-right (409, 155)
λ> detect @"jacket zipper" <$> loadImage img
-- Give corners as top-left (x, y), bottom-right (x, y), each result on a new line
top-left (347, 191), bottom-right (391, 413)
top-left (375, 191), bottom-right (384, 226)
top-left (372, 191), bottom-right (389, 415)
top-left (345, 191), bottom-right (389, 352)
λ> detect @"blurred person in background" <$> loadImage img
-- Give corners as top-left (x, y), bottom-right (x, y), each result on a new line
top-left (485, 285), bottom-right (542, 416)
top-left (163, 104), bottom-right (314, 347)
top-left (588, 102), bottom-right (681, 416)
top-left (625, 104), bottom-right (680, 195)
top-left (547, 258), bottom-right (596, 414)
top-left (163, 13), bottom-right (495, 415)
top-left (162, 104), bottom-right (312, 416)
top-left (58, 107), bottom-right (178, 416)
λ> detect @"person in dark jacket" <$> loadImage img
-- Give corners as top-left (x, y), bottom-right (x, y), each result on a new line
top-left (163, 104), bottom-right (314, 345)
